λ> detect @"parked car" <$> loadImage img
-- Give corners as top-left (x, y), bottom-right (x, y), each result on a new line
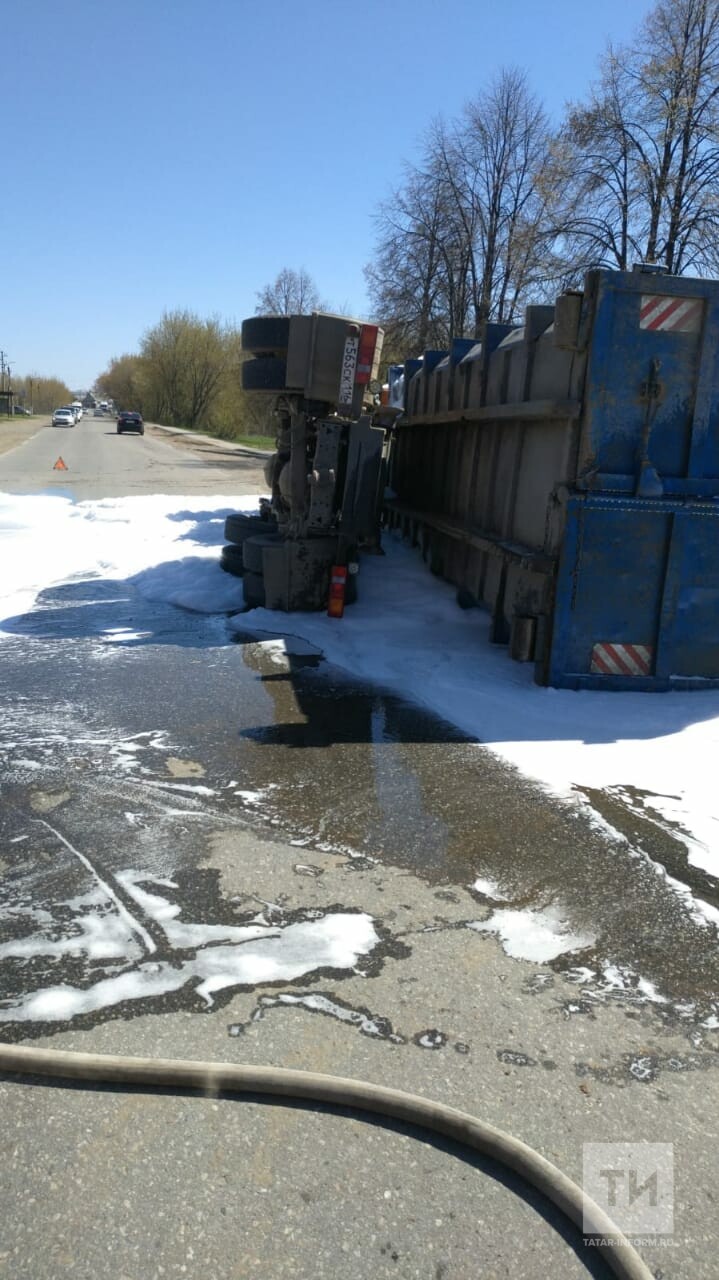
top-left (116, 411), bottom-right (144, 436)
top-left (52, 408), bottom-right (75, 427)
top-left (12, 405), bottom-right (31, 415)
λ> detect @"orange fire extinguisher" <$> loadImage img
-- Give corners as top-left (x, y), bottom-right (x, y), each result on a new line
top-left (327, 564), bottom-right (348, 618)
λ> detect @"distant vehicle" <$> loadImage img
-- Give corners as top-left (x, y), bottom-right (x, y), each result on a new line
top-left (52, 408), bottom-right (75, 428)
top-left (99, 401), bottom-right (109, 411)
top-left (93, 407), bottom-right (104, 417)
top-left (12, 405), bottom-right (31, 416)
top-left (71, 401), bottom-right (83, 421)
top-left (116, 411), bottom-right (144, 436)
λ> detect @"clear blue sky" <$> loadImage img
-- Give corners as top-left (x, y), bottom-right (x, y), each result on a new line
top-left (5, 0), bottom-right (657, 389)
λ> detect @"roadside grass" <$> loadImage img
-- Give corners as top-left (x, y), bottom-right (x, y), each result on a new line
top-left (155, 421), bottom-right (275, 451)
top-left (225, 432), bottom-right (275, 451)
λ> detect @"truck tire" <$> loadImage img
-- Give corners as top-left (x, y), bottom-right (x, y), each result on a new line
top-left (224, 513), bottom-right (273, 545)
top-left (242, 532), bottom-right (282, 575)
top-left (242, 570), bottom-right (265, 608)
top-left (241, 316), bottom-right (291, 356)
top-left (220, 544), bottom-right (245, 577)
top-left (242, 356), bottom-right (287, 393)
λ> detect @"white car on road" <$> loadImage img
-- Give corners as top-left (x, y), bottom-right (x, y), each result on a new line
top-left (52, 408), bottom-right (75, 428)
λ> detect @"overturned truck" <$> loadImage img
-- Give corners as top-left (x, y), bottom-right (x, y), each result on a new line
top-left (386, 266), bottom-right (719, 691)
top-left (221, 313), bottom-right (385, 611)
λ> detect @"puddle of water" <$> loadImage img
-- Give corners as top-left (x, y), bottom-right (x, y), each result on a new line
top-left (2, 620), bottom-right (719, 1028)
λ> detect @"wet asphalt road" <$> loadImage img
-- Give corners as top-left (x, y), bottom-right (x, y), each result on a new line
top-left (0, 422), bottom-right (718, 1278)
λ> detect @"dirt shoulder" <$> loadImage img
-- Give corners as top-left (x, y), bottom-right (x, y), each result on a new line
top-left (0, 416), bottom-right (51, 458)
top-left (145, 421), bottom-right (272, 462)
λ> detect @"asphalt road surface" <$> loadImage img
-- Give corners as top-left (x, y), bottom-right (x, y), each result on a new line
top-left (0, 412), bottom-right (269, 498)
top-left (0, 418), bottom-right (717, 1279)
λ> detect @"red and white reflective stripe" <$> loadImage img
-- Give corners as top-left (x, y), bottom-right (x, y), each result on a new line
top-left (590, 643), bottom-right (653, 677)
top-left (640, 295), bottom-right (702, 332)
top-left (355, 324), bottom-right (379, 384)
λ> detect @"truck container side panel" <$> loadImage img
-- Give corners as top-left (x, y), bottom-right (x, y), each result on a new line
top-left (454, 425), bottom-right (470, 519)
top-left (551, 499), bottom-right (666, 679)
top-left (430, 425), bottom-right (446, 513)
top-left (414, 425), bottom-right (429, 506)
top-left (425, 424), bottom-right (438, 507)
top-left (430, 425), bottom-right (445, 510)
top-left (476, 429), bottom-right (496, 529)
top-left (507, 342), bottom-right (530, 403)
top-left (469, 547), bottom-right (486, 602)
top-left (491, 423), bottom-right (522, 536)
top-left (444, 425), bottom-right (461, 517)
top-left (483, 556), bottom-right (504, 612)
top-left (686, 293), bottom-right (719, 480)
top-left (513, 423), bottom-right (573, 550)
top-left (549, 495), bottom-right (719, 687)
top-left (656, 507), bottom-right (719, 677)
top-left (456, 426), bottom-right (476, 523)
top-left (437, 424), bottom-right (452, 514)
top-left (579, 273), bottom-right (709, 482)
top-left (529, 332), bottom-right (575, 402)
top-left (422, 427), bottom-right (433, 507)
top-left (504, 564), bottom-right (551, 628)
top-left (447, 537), bottom-right (467, 587)
top-left (447, 425), bottom-right (460, 518)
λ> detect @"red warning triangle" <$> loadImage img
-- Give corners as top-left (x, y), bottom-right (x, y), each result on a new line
top-left (53, 457), bottom-right (68, 471)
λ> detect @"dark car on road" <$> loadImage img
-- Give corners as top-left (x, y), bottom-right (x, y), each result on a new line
top-left (116, 411), bottom-right (144, 436)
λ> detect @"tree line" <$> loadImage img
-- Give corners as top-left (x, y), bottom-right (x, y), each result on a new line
top-left (12, 375), bottom-right (74, 413)
top-left (96, 270), bottom-right (327, 437)
top-left (366, 0), bottom-right (719, 356)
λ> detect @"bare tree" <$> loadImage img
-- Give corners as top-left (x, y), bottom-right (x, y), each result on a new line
top-left (444, 69), bottom-right (555, 332)
top-left (365, 163), bottom-right (457, 355)
top-left (366, 68), bottom-right (557, 351)
top-left (255, 267), bottom-right (324, 315)
top-left (552, 0), bottom-right (719, 275)
top-left (546, 53), bottom-right (643, 274)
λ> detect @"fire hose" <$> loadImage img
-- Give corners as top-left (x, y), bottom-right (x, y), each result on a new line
top-left (0, 1043), bottom-right (652, 1279)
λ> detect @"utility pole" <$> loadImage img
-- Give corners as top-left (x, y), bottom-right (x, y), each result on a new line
top-left (0, 351), bottom-right (9, 415)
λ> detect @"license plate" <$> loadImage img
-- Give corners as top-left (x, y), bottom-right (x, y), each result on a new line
top-left (338, 335), bottom-right (359, 407)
